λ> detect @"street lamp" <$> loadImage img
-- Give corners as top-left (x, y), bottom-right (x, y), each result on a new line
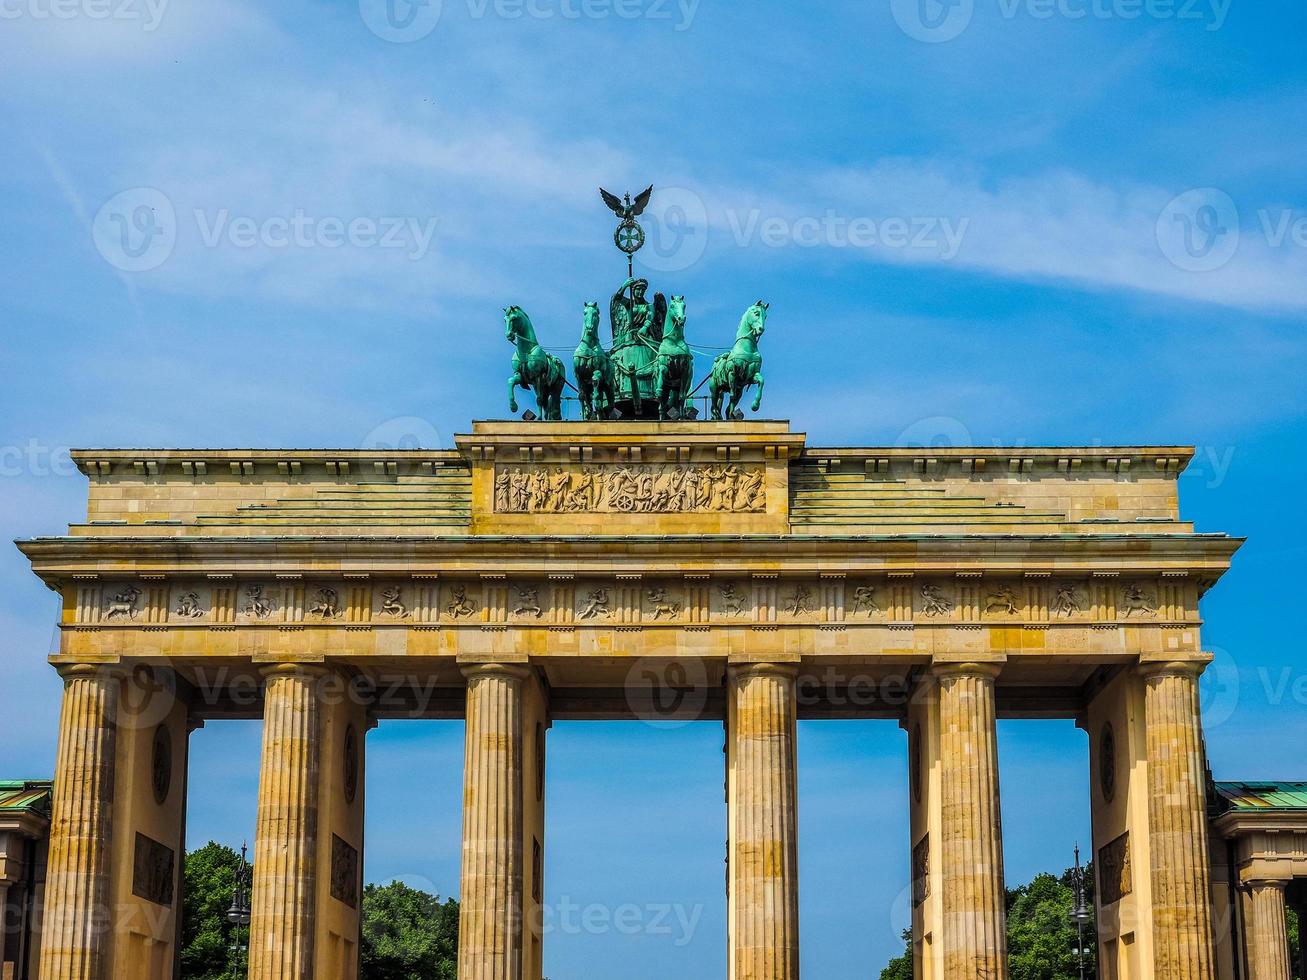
top-left (226, 843), bottom-right (252, 977)
top-left (1069, 843), bottom-right (1093, 980)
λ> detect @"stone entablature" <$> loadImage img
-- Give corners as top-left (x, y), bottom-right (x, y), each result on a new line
top-left (62, 422), bottom-right (1198, 537)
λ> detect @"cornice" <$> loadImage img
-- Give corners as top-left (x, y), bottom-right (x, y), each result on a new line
top-left (15, 531), bottom-right (1244, 584)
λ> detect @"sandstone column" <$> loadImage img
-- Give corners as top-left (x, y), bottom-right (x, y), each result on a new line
top-left (1141, 661), bottom-right (1217, 979)
top-left (38, 665), bottom-right (119, 980)
top-left (727, 663), bottom-right (799, 980)
top-left (934, 662), bottom-right (1007, 980)
top-left (1246, 880), bottom-right (1291, 980)
top-left (249, 665), bottom-right (324, 980)
top-left (459, 665), bottom-right (528, 980)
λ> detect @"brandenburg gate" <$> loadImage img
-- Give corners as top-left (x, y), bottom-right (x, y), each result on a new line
top-left (16, 418), bottom-right (1248, 979)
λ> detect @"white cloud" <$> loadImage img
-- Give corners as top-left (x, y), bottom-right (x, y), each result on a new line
top-left (780, 162), bottom-right (1307, 312)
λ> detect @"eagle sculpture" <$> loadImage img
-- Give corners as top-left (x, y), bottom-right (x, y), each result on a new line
top-left (599, 185), bottom-right (654, 222)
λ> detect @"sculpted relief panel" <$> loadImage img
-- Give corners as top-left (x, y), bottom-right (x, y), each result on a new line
top-left (494, 463), bottom-right (767, 514)
top-left (68, 577), bottom-right (1191, 631)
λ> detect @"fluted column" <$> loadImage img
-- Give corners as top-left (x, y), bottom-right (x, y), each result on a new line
top-left (728, 663), bottom-right (799, 980)
top-left (1246, 880), bottom-right (1291, 980)
top-left (38, 665), bottom-right (119, 980)
top-left (935, 662), bottom-right (1007, 980)
top-left (249, 665), bottom-right (324, 980)
top-left (459, 665), bottom-right (528, 980)
top-left (1142, 662), bottom-right (1217, 979)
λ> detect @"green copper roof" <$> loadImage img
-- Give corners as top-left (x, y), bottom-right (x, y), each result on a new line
top-left (0, 780), bottom-right (53, 817)
top-left (1213, 781), bottom-right (1307, 812)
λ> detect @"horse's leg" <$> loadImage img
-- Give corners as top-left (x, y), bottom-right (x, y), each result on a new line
top-left (508, 372), bottom-right (522, 415)
top-left (654, 359), bottom-right (667, 420)
top-left (750, 370), bottom-right (765, 412)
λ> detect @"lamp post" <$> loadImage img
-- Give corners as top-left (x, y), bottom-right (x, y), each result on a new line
top-left (225, 842), bottom-right (252, 978)
top-left (1069, 843), bottom-right (1093, 980)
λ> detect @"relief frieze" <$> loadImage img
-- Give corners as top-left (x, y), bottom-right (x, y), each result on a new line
top-left (75, 576), bottom-right (1192, 630)
top-left (494, 463), bottom-right (766, 514)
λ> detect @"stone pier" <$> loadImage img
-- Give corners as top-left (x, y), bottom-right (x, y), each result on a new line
top-left (37, 666), bottom-right (119, 980)
top-left (1143, 662), bottom-right (1217, 979)
top-left (248, 666), bottom-right (324, 980)
top-left (727, 663), bottom-right (800, 980)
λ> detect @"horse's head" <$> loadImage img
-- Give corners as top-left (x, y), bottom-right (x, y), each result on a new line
top-left (739, 300), bottom-right (769, 342)
top-left (667, 295), bottom-right (687, 326)
top-left (504, 305), bottom-right (534, 345)
top-left (582, 301), bottom-right (601, 339)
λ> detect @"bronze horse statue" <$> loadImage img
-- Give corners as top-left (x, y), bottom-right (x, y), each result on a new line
top-left (653, 295), bottom-right (694, 421)
top-left (573, 301), bottom-right (615, 420)
top-left (505, 306), bottom-right (565, 420)
top-left (710, 301), bottom-right (768, 420)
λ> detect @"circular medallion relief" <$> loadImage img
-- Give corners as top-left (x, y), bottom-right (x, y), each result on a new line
top-left (343, 725), bottom-right (359, 805)
top-left (910, 723), bottom-right (923, 804)
top-left (151, 725), bottom-right (172, 805)
top-left (1099, 723), bottom-right (1118, 804)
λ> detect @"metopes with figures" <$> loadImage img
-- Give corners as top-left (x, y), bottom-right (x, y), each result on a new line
top-left (505, 185), bottom-right (768, 423)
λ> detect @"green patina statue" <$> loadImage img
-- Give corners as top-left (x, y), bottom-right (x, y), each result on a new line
top-left (709, 301), bottom-right (768, 420)
top-left (498, 187), bottom-right (773, 422)
top-left (505, 305), bottom-right (566, 420)
top-left (654, 295), bottom-right (694, 421)
top-left (609, 276), bottom-right (667, 415)
top-left (573, 301), bottom-right (615, 420)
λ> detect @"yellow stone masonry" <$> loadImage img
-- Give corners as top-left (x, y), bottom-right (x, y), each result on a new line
top-left (17, 419), bottom-right (1246, 980)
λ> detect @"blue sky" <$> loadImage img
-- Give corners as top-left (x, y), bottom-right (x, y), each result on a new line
top-left (2, 0), bottom-right (1306, 975)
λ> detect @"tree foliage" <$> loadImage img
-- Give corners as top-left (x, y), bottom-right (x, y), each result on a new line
top-left (1290, 906), bottom-right (1301, 980)
top-left (180, 844), bottom-right (460, 979)
top-left (876, 863), bottom-right (1098, 980)
top-left (180, 842), bottom-right (245, 980)
top-left (878, 930), bottom-right (913, 980)
top-left (360, 880), bottom-right (460, 980)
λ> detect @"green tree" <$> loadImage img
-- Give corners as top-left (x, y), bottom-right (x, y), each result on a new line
top-left (875, 863), bottom-right (1097, 980)
top-left (360, 880), bottom-right (460, 980)
top-left (180, 842), bottom-right (244, 980)
top-left (180, 846), bottom-right (461, 980)
top-left (878, 929), bottom-right (913, 980)
top-left (1290, 905), bottom-right (1301, 980)
top-left (1005, 867), bottom-right (1096, 980)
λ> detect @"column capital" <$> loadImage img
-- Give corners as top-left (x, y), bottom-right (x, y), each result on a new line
top-left (258, 662), bottom-right (331, 681)
top-left (727, 661), bottom-right (800, 680)
top-left (460, 662), bottom-right (534, 682)
top-left (1242, 873), bottom-right (1292, 891)
top-left (1137, 655), bottom-right (1211, 680)
top-left (55, 662), bottom-right (124, 683)
top-left (931, 659), bottom-right (1004, 681)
